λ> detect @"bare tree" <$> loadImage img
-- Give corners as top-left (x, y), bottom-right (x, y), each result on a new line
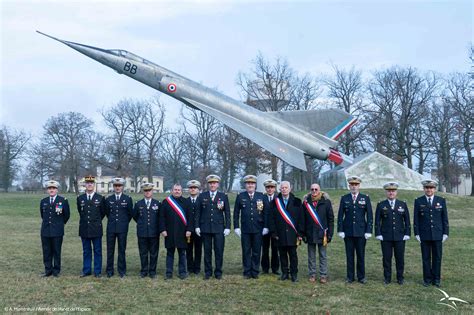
top-left (158, 129), bottom-right (189, 189)
top-left (0, 126), bottom-right (29, 191)
top-left (42, 112), bottom-right (93, 193)
top-left (325, 65), bottom-right (371, 156)
top-left (367, 66), bottom-right (438, 169)
top-left (216, 126), bottom-right (240, 192)
top-left (445, 72), bottom-right (474, 195)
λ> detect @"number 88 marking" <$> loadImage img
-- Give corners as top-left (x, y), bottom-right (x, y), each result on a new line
top-left (123, 62), bottom-right (137, 74)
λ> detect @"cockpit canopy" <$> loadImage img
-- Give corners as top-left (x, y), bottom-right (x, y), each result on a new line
top-left (108, 49), bottom-right (157, 67)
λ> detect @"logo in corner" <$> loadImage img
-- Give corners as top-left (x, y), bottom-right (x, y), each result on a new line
top-left (437, 289), bottom-right (469, 311)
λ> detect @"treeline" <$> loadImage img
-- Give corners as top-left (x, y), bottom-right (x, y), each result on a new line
top-left (1, 50), bottom-right (473, 194)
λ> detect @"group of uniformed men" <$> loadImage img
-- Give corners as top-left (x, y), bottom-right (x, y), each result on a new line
top-left (39, 174), bottom-right (449, 287)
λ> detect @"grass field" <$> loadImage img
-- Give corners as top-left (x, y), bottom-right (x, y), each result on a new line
top-left (0, 189), bottom-right (473, 314)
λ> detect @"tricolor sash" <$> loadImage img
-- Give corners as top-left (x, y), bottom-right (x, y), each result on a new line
top-left (303, 200), bottom-right (328, 246)
top-left (275, 197), bottom-right (298, 235)
top-left (166, 196), bottom-right (187, 226)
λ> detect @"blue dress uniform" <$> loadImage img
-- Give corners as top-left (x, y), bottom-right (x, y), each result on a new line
top-left (268, 193), bottom-right (304, 281)
top-left (414, 195), bottom-right (449, 285)
top-left (40, 195), bottom-right (70, 276)
top-left (159, 196), bottom-right (193, 279)
top-left (133, 198), bottom-right (160, 277)
top-left (104, 193), bottom-right (133, 277)
top-left (195, 191), bottom-right (231, 279)
top-left (76, 192), bottom-right (105, 276)
top-left (186, 195), bottom-right (202, 275)
top-left (375, 199), bottom-right (410, 283)
top-left (337, 193), bottom-right (373, 282)
top-left (261, 193), bottom-right (280, 275)
top-left (234, 191), bottom-right (267, 278)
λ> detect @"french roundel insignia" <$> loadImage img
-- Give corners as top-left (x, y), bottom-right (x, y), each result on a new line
top-left (167, 83), bottom-right (177, 93)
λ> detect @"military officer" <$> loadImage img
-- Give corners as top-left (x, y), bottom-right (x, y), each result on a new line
top-left (104, 177), bottom-right (133, 278)
top-left (39, 180), bottom-right (70, 277)
top-left (414, 179), bottom-right (449, 287)
top-left (234, 175), bottom-right (269, 279)
top-left (195, 174), bottom-right (231, 280)
top-left (186, 179), bottom-right (202, 275)
top-left (268, 181), bottom-right (304, 283)
top-left (133, 183), bottom-right (160, 278)
top-left (374, 182), bottom-right (411, 285)
top-left (261, 179), bottom-right (280, 275)
top-left (337, 176), bottom-right (373, 284)
top-left (76, 175), bottom-right (105, 278)
top-left (302, 183), bottom-right (334, 284)
top-left (160, 184), bottom-right (193, 279)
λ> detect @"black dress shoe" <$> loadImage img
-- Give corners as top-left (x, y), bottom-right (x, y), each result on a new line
top-left (119, 274), bottom-right (126, 279)
top-left (215, 275), bottom-right (222, 280)
top-left (397, 279), bottom-right (404, 285)
top-left (272, 271), bottom-right (281, 275)
top-left (384, 280), bottom-right (391, 285)
top-left (291, 275), bottom-right (298, 283)
top-left (41, 272), bottom-right (52, 278)
top-left (243, 275), bottom-right (251, 279)
top-left (149, 274), bottom-right (157, 279)
top-left (106, 273), bottom-right (113, 278)
top-left (262, 270), bottom-right (269, 274)
top-left (178, 274), bottom-right (187, 280)
top-left (165, 275), bottom-right (172, 280)
top-left (252, 275), bottom-right (259, 279)
top-left (52, 274), bottom-right (59, 277)
top-left (204, 275), bottom-right (211, 280)
top-left (358, 278), bottom-right (367, 284)
top-left (345, 278), bottom-right (354, 284)
top-left (279, 273), bottom-right (289, 281)
top-left (94, 274), bottom-right (101, 278)
top-left (433, 281), bottom-right (440, 287)
top-left (423, 281), bottom-right (431, 287)
top-left (80, 273), bottom-right (91, 278)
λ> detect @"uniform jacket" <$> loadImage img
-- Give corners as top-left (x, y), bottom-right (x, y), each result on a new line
top-left (302, 193), bottom-right (334, 244)
top-left (159, 196), bottom-right (193, 248)
top-left (268, 193), bottom-right (304, 247)
top-left (337, 193), bottom-right (373, 237)
top-left (40, 195), bottom-right (70, 237)
top-left (104, 193), bottom-right (133, 234)
top-left (234, 191), bottom-right (267, 233)
top-left (374, 199), bottom-right (411, 241)
top-left (195, 191), bottom-right (231, 234)
top-left (76, 192), bottom-right (105, 238)
top-left (413, 195), bottom-right (449, 241)
top-left (133, 198), bottom-right (160, 238)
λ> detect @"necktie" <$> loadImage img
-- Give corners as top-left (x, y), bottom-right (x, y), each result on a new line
top-left (146, 200), bottom-right (150, 208)
top-left (88, 195), bottom-right (91, 201)
top-left (352, 194), bottom-right (356, 203)
top-left (390, 200), bottom-right (394, 209)
top-left (116, 195), bottom-right (119, 201)
top-left (192, 198), bottom-right (195, 204)
top-left (428, 198), bottom-right (432, 206)
top-left (250, 194), bottom-right (254, 200)
top-left (211, 192), bottom-right (215, 201)
top-left (50, 197), bottom-right (54, 204)
top-left (284, 198), bottom-right (288, 207)
top-left (269, 196), bottom-right (272, 202)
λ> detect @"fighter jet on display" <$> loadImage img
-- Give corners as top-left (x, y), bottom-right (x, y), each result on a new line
top-left (37, 31), bottom-right (356, 171)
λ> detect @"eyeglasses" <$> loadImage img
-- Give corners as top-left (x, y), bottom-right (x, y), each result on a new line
top-left (311, 188), bottom-right (319, 191)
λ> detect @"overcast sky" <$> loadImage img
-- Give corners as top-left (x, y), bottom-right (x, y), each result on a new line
top-left (1, 0), bottom-right (472, 135)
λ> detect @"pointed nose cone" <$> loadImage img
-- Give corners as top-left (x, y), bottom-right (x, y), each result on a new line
top-left (36, 31), bottom-right (118, 68)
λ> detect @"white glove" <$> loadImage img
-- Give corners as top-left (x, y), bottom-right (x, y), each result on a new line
top-left (364, 233), bottom-right (372, 240)
top-left (415, 235), bottom-right (421, 243)
top-left (403, 235), bottom-right (410, 241)
top-left (195, 228), bottom-right (201, 237)
top-left (338, 232), bottom-right (345, 239)
top-left (376, 235), bottom-right (383, 241)
top-left (224, 229), bottom-right (230, 236)
top-left (262, 228), bottom-right (269, 236)
top-left (234, 228), bottom-right (241, 238)
top-left (442, 234), bottom-right (448, 243)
